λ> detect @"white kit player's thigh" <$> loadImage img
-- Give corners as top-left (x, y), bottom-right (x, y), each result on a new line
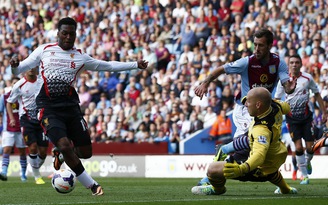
top-left (232, 104), bottom-right (252, 138)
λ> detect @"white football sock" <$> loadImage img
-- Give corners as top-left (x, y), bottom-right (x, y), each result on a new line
top-left (76, 170), bottom-right (95, 188)
top-left (305, 150), bottom-right (313, 164)
top-left (296, 154), bottom-right (308, 178)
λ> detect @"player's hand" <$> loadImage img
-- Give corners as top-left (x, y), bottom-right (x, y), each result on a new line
top-left (137, 60), bottom-right (148, 69)
top-left (194, 82), bottom-right (209, 100)
top-left (223, 162), bottom-right (249, 179)
top-left (284, 77), bottom-right (297, 94)
top-left (10, 54), bottom-right (20, 68)
top-left (9, 119), bottom-right (16, 127)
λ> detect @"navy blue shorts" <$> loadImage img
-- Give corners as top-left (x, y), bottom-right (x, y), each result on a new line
top-left (20, 114), bottom-right (49, 147)
top-left (39, 105), bottom-right (91, 147)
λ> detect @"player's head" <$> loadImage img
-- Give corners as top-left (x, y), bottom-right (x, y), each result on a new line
top-left (25, 67), bottom-right (38, 77)
top-left (245, 87), bottom-right (271, 117)
top-left (57, 17), bottom-right (77, 50)
top-left (253, 29), bottom-right (273, 60)
top-left (288, 54), bottom-right (302, 75)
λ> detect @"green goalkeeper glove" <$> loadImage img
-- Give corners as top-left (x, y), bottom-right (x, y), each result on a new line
top-left (223, 162), bottom-right (249, 179)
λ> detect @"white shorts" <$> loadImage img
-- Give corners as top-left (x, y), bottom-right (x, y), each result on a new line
top-left (232, 104), bottom-right (252, 138)
top-left (1, 131), bottom-right (26, 148)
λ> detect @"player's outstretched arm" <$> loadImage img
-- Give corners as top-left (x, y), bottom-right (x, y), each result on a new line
top-left (194, 66), bottom-right (225, 99)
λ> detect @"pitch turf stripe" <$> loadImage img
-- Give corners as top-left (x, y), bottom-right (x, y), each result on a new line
top-left (5, 195), bottom-right (328, 205)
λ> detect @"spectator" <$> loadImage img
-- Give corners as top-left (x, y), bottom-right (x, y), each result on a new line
top-left (230, 0), bottom-right (245, 19)
top-left (155, 40), bottom-right (171, 71)
top-left (208, 109), bottom-right (233, 145)
top-left (180, 24), bottom-right (197, 48)
top-left (96, 93), bottom-right (110, 110)
top-left (195, 10), bottom-right (210, 41)
top-left (203, 106), bottom-right (218, 128)
top-left (217, 0), bottom-right (231, 28)
top-left (98, 71), bottom-right (119, 97)
top-left (142, 43), bottom-right (158, 72)
top-left (78, 84), bottom-right (92, 112)
top-left (109, 119), bottom-right (128, 142)
top-left (178, 44), bottom-right (194, 68)
top-left (177, 113), bottom-right (191, 139)
top-left (189, 111), bottom-right (204, 133)
top-left (127, 83), bottom-right (141, 104)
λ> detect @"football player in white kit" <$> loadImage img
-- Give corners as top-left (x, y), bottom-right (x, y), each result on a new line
top-left (6, 67), bottom-right (49, 185)
top-left (10, 17), bottom-right (148, 195)
top-left (275, 54), bottom-right (327, 185)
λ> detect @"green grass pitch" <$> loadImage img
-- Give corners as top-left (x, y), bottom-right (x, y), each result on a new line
top-left (1, 177), bottom-right (328, 205)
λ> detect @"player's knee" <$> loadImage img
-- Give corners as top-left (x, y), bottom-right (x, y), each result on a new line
top-left (207, 162), bottom-right (222, 178)
top-left (295, 150), bottom-right (304, 156)
top-left (305, 148), bottom-right (314, 155)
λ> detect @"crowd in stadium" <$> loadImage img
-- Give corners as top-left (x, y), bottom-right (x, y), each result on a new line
top-left (0, 0), bottom-right (328, 154)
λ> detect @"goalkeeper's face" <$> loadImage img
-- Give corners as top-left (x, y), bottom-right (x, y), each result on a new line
top-left (245, 93), bottom-right (258, 117)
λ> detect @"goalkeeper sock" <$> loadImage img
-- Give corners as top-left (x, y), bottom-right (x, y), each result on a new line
top-left (208, 176), bottom-right (226, 194)
top-left (269, 171), bottom-right (291, 194)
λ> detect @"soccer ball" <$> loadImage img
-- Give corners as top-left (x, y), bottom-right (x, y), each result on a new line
top-left (51, 169), bottom-right (76, 194)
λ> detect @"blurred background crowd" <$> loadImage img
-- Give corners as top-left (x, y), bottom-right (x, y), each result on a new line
top-left (0, 0), bottom-right (327, 153)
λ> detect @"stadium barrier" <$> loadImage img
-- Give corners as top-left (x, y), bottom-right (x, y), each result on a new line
top-left (180, 111), bottom-right (236, 154)
top-left (2, 155), bottom-right (328, 179)
top-left (13, 141), bottom-right (169, 155)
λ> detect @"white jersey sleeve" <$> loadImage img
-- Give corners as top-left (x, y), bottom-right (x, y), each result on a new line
top-left (83, 53), bottom-right (138, 72)
top-left (7, 80), bottom-right (22, 104)
top-left (274, 80), bottom-right (285, 99)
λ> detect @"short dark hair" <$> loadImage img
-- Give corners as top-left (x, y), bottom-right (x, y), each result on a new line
top-left (254, 29), bottom-right (274, 45)
top-left (289, 54), bottom-right (302, 63)
top-left (58, 17), bottom-right (77, 31)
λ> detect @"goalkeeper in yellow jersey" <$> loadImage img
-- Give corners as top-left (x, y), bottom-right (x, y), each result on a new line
top-left (191, 87), bottom-right (297, 195)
